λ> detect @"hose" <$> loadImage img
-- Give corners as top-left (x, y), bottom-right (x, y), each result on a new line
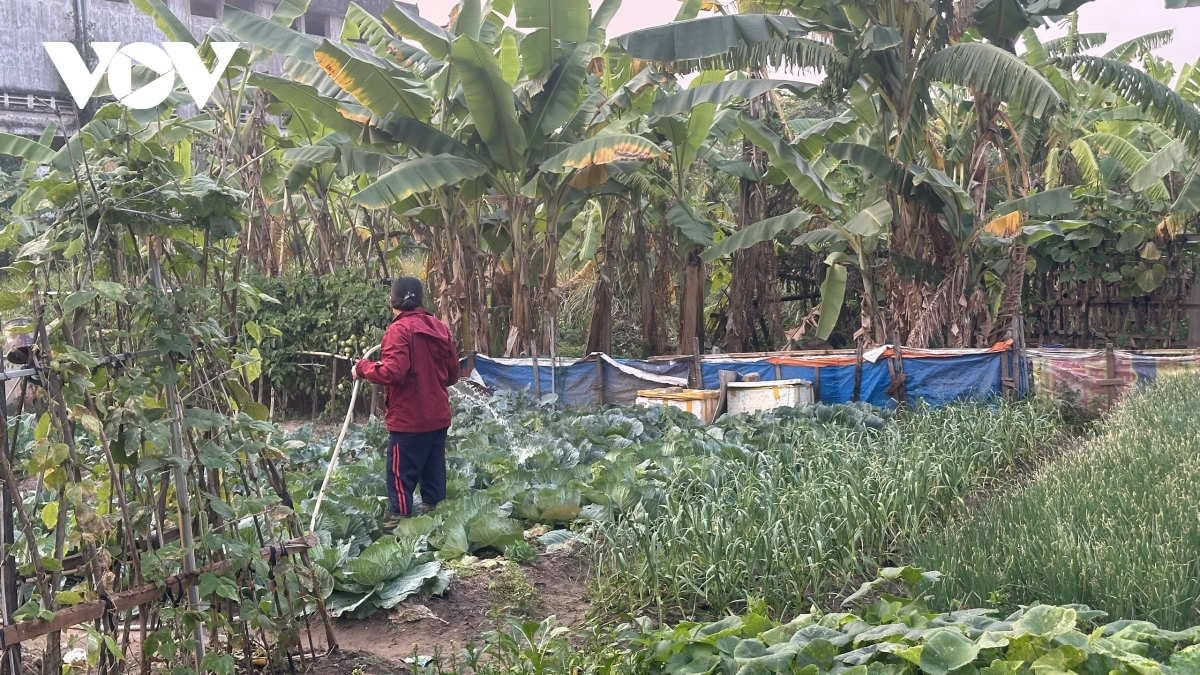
top-left (308, 343), bottom-right (380, 534)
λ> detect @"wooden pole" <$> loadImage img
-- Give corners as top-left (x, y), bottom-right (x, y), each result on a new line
top-left (891, 331), bottom-right (908, 407)
top-left (1189, 276), bottom-right (1200, 348)
top-left (813, 367), bottom-right (821, 402)
top-left (531, 342), bottom-right (540, 399)
top-left (329, 356), bottom-right (339, 420)
top-left (1104, 342), bottom-right (1118, 410)
top-left (853, 338), bottom-right (864, 402)
top-left (594, 355), bottom-right (605, 407)
top-left (0, 536), bottom-right (316, 648)
top-left (691, 337), bottom-right (703, 389)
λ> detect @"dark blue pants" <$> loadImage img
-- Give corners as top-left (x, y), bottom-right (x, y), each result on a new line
top-left (386, 428), bottom-right (448, 516)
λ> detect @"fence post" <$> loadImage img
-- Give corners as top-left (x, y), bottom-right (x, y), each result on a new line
top-left (531, 341), bottom-right (541, 399)
top-left (853, 338), bottom-right (864, 402)
top-left (1105, 342), bottom-right (1117, 409)
top-left (594, 355), bottom-right (605, 407)
top-left (148, 246), bottom-right (205, 667)
top-left (1001, 340), bottom-right (1012, 400)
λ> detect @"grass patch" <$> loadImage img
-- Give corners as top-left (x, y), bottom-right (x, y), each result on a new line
top-left (910, 374), bottom-right (1200, 630)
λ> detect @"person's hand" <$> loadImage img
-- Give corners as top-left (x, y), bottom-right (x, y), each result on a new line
top-left (351, 362), bottom-right (361, 380)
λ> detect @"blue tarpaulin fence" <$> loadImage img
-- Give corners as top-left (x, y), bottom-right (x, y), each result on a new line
top-left (465, 343), bottom-right (1020, 409)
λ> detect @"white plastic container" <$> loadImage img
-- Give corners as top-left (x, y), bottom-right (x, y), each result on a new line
top-left (635, 388), bottom-right (722, 424)
top-left (726, 379), bottom-right (813, 415)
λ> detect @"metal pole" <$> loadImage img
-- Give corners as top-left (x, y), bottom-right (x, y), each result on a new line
top-left (147, 246), bottom-right (206, 666)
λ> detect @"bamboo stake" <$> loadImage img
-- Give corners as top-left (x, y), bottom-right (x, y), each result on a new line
top-left (309, 345), bottom-right (379, 533)
top-left (0, 536), bottom-right (316, 648)
top-left (147, 245), bottom-right (205, 666)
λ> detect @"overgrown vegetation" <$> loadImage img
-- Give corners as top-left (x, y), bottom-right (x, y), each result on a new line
top-left (912, 375), bottom-right (1200, 630)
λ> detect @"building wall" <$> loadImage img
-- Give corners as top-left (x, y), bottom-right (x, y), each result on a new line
top-left (0, 0), bottom-right (392, 139)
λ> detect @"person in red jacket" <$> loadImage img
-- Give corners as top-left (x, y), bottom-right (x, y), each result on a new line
top-left (353, 276), bottom-right (460, 531)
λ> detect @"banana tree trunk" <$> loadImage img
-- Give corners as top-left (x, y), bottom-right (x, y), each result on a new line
top-left (586, 202), bottom-right (625, 355)
top-left (725, 94), bottom-right (781, 352)
top-left (679, 248), bottom-right (706, 356)
top-left (506, 197), bottom-right (537, 357)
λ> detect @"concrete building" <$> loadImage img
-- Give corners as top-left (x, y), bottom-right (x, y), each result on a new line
top-left (0, 0), bottom-right (388, 139)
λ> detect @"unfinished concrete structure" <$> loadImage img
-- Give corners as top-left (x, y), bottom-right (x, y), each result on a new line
top-left (0, 0), bottom-right (388, 139)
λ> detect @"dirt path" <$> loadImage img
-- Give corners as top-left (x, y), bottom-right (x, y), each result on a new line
top-left (320, 550), bottom-right (591, 670)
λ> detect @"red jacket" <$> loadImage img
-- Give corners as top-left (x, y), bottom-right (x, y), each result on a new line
top-left (355, 309), bottom-right (460, 433)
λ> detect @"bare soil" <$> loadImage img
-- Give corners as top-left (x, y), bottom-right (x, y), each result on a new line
top-left (318, 549), bottom-right (591, 670)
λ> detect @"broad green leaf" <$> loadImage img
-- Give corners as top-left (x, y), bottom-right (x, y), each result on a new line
top-left (1174, 163), bottom-right (1200, 213)
top-left (792, 116), bottom-right (858, 161)
top-left (378, 117), bottom-right (487, 164)
top-left (920, 629), bottom-right (981, 675)
top-left (861, 24), bottom-right (903, 51)
top-left (347, 537), bottom-right (413, 587)
top-left (701, 211), bottom-right (813, 263)
top-left (923, 42), bottom-right (1062, 119)
top-left (0, 134), bottom-right (55, 164)
top-left (223, 6), bottom-right (318, 62)
top-left (617, 14), bottom-right (815, 67)
top-left (826, 142), bottom-right (902, 185)
top-left (252, 74), bottom-right (365, 137)
top-left (532, 42), bottom-right (598, 136)
top-left (843, 200), bottom-right (893, 238)
top-left (974, 0), bottom-right (1032, 41)
top-left (1134, 264), bottom-right (1168, 293)
top-left (1062, 55), bottom-right (1200, 152)
top-left (454, 0), bottom-right (482, 41)
top-left (314, 41), bottom-right (431, 120)
top-left (466, 513), bottom-right (523, 551)
top-left (652, 80), bottom-right (816, 117)
top-left (0, 291), bottom-right (23, 312)
top-left (816, 264), bottom-right (847, 341)
top-left (667, 203), bottom-right (714, 247)
top-left (382, 2), bottom-right (451, 61)
top-left (499, 32), bottom-right (521, 86)
top-left (793, 227), bottom-right (848, 247)
top-left (1012, 605), bottom-right (1077, 638)
top-left (242, 402), bottom-right (269, 421)
top-left (131, 0), bottom-right (195, 45)
top-left (995, 188), bottom-right (1075, 218)
top-left (376, 561), bottom-right (442, 609)
top-left (541, 135), bottom-right (663, 172)
top-left (40, 502), bottom-right (58, 529)
top-left (1129, 140), bottom-right (1187, 192)
top-left (353, 155), bottom-right (487, 209)
top-left (514, 0), bottom-right (589, 42)
top-left (452, 35), bottom-right (528, 172)
top-left (61, 291), bottom-right (97, 315)
top-left (588, 0), bottom-right (623, 43)
top-left (270, 0), bottom-right (311, 25)
top-left (675, 0), bottom-right (703, 21)
top-left (739, 115), bottom-right (840, 207)
top-left (93, 280), bottom-right (127, 303)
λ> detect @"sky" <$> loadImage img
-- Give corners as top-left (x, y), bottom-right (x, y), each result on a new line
top-left (405, 0), bottom-right (1200, 71)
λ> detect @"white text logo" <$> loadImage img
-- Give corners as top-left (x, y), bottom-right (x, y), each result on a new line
top-left (43, 42), bottom-right (240, 110)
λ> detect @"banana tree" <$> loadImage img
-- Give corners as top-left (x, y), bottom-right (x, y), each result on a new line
top-left (227, 0), bottom-right (647, 356)
top-left (618, 0), bottom-right (1197, 347)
